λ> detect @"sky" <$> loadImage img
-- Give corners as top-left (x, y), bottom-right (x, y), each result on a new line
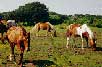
top-left (0, 0), bottom-right (102, 15)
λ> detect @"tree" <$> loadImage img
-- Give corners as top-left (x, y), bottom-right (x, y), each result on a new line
top-left (15, 2), bottom-right (49, 25)
top-left (1, 2), bottom-right (49, 26)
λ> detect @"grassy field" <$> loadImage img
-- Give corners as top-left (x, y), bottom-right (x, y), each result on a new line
top-left (0, 24), bottom-right (102, 67)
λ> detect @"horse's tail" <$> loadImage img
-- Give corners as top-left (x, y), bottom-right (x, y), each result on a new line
top-left (30, 23), bottom-right (38, 33)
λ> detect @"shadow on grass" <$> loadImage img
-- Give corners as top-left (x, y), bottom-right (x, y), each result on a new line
top-left (23, 60), bottom-right (57, 67)
top-left (96, 47), bottom-right (102, 51)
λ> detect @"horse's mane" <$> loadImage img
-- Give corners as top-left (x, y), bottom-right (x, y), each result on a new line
top-left (30, 23), bottom-right (39, 32)
top-left (81, 24), bottom-right (94, 39)
top-left (45, 22), bottom-right (54, 29)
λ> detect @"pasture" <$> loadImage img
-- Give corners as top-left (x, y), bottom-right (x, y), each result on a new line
top-left (0, 24), bottom-right (102, 67)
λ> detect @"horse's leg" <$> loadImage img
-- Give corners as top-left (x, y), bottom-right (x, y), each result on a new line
top-left (66, 37), bottom-right (70, 48)
top-left (16, 40), bottom-right (24, 66)
top-left (9, 43), bottom-right (15, 61)
top-left (24, 41), bottom-right (28, 51)
top-left (51, 29), bottom-right (57, 37)
top-left (36, 29), bottom-right (39, 37)
top-left (1, 32), bottom-right (4, 44)
top-left (85, 37), bottom-right (88, 48)
top-left (18, 47), bottom-right (24, 66)
top-left (45, 29), bottom-right (48, 37)
top-left (16, 40), bottom-right (21, 51)
top-left (46, 31), bottom-right (49, 37)
top-left (46, 26), bottom-right (50, 37)
top-left (73, 36), bottom-right (77, 48)
top-left (80, 36), bottom-right (84, 49)
top-left (18, 50), bottom-right (24, 67)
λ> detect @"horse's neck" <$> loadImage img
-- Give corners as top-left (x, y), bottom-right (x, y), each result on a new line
top-left (81, 24), bottom-right (93, 39)
top-left (46, 22), bottom-right (54, 29)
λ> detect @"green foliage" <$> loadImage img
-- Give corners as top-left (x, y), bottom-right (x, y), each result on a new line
top-left (1, 2), bottom-right (49, 26)
top-left (49, 12), bottom-right (68, 25)
top-left (96, 19), bottom-right (102, 28)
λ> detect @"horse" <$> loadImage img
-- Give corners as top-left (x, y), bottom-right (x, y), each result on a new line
top-left (6, 26), bottom-right (30, 66)
top-left (31, 22), bottom-right (57, 37)
top-left (66, 24), bottom-right (97, 50)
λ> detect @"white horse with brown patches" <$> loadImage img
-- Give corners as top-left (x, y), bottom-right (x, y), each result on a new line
top-left (66, 24), bottom-right (96, 50)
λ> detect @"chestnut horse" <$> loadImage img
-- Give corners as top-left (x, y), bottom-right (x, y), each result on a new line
top-left (66, 24), bottom-right (96, 50)
top-left (31, 22), bottom-right (57, 37)
top-left (6, 26), bottom-right (30, 66)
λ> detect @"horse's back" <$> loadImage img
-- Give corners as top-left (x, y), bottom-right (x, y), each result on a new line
top-left (7, 26), bottom-right (27, 43)
top-left (37, 22), bottom-right (50, 30)
top-left (68, 24), bottom-right (81, 30)
top-left (67, 24), bottom-right (81, 36)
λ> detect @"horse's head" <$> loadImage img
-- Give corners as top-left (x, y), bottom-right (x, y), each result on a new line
top-left (89, 32), bottom-right (97, 50)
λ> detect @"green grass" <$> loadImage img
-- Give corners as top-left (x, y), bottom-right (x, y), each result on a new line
top-left (0, 24), bottom-right (102, 67)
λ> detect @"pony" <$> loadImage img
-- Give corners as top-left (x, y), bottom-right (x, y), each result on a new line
top-left (31, 22), bottom-right (57, 37)
top-left (6, 26), bottom-right (30, 66)
top-left (66, 24), bottom-right (97, 50)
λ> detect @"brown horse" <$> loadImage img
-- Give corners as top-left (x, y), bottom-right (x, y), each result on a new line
top-left (66, 24), bottom-right (97, 50)
top-left (31, 22), bottom-right (57, 37)
top-left (6, 26), bottom-right (30, 66)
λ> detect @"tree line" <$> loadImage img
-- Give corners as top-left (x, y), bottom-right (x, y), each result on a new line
top-left (0, 2), bottom-right (102, 28)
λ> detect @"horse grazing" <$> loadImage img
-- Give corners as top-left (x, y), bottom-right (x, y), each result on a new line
top-left (31, 22), bottom-right (57, 37)
top-left (6, 26), bottom-right (30, 66)
top-left (66, 24), bottom-right (96, 50)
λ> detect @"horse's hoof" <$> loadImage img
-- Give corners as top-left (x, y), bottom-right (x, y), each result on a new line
top-left (82, 48), bottom-right (84, 50)
top-left (25, 48), bottom-right (30, 52)
top-left (27, 49), bottom-right (30, 52)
